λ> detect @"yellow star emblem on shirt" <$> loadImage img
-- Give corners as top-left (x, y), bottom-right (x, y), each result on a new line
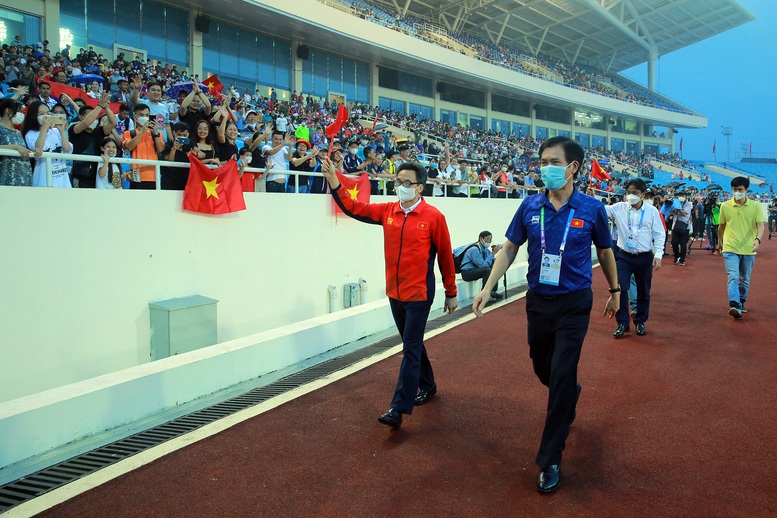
top-left (203, 177), bottom-right (221, 199)
top-left (346, 184), bottom-right (360, 201)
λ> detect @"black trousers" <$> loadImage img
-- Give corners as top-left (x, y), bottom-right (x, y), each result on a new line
top-left (615, 248), bottom-right (654, 326)
top-left (461, 266), bottom-right (495, 292)
top-left (388, 297), bottom-right (435, 415)
top-left (526, 288), bottom-right (593, 469)
top-left (672, 227), bottom-right (690, 261)
top-left (265, 180), bottom-right (285, 193)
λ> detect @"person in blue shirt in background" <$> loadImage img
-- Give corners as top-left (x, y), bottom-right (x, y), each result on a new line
top-left (472, 136), bottom-right (620, 494)
top-left (457, 231), bottom-right (504, 302)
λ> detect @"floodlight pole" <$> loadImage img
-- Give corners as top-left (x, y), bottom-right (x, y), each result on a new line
top-left (721, 126), bottom-right (732, 164)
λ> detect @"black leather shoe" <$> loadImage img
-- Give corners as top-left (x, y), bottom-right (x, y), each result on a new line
top-left (537, 464), bottom-right (561, 493)
top-left (377, 409), bottom-right (402, 429)
top-left (613, 324), bottom-right (629, 338)
top-left (490, 291), bottom-right (504, 300)
top-left (636, 323), bottom-right (646, 336)
top-left (414, 385), bottom-right (437, 405)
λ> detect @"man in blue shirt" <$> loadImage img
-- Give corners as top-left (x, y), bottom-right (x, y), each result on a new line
top-left (473, 136), bottom-right (620, 494)
top-left (457, 231), bottom-right (503, 301)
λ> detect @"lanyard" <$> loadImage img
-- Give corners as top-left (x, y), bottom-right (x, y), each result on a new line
top-left (627, 206), bottom-right (645, 235)
top-left (540, 206), bottom-right (575, 256)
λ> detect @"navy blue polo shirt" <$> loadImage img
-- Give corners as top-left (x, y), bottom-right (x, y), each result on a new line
top-left (506, 189), bottom-right (612, 296)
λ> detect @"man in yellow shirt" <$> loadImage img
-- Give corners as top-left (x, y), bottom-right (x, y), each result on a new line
top-left (718, 176), bottom-right (765, 318)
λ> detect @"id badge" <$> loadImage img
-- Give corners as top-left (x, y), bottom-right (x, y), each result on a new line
top-left (539, 253), bottom-right (562, 286)
top-left (625, 235), bottom-right (638, 250)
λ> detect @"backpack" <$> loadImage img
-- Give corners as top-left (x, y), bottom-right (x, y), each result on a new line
top-left (453, 243), bottom-right (478, 274)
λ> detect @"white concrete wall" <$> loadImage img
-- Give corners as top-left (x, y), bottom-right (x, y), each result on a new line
top-left (0, 186), bottom-right (525, 402)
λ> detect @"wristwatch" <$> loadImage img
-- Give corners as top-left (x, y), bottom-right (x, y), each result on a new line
top-left (608, 286), bottom-right (621, 293)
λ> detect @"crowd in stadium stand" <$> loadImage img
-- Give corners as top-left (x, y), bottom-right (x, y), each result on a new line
top-left (0, 35), bottom-right (755, 205)
top-left (334, 0), bottom-right (687, 113)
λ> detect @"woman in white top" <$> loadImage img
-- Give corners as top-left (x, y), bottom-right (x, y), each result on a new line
top-left (22, 100), bottom-right (72, 187)
top-left (87, 79), bottom-right (102, 99)
top-left (96, 137), bottom-right (125, 189)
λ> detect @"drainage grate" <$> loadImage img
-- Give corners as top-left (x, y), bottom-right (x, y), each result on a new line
top-left (0, 301), bottom-right (494, 514)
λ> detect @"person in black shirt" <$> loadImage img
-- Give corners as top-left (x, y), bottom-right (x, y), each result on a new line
top-left (68, 91), bottom-right (116, 188)
top-left (244, 121), bottom-right (273, 170)
top-left (216, 106), bottom-right (239, 163)
top-left (288, 138), bottom-right (317, 193)
top-left (177, 82), bottom-right (211, 131)
top-left (162, 122), bottom-right (192, 190)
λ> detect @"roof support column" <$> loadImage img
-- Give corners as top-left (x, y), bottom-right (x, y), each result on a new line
top-left (647, 49), bottom-right (658, 92)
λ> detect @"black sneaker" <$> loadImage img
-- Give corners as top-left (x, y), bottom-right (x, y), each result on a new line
top-left (674, 258), bottom-right (680, 265)
top-left (729, 301), bottom-right (743, 319)
top-left (740, 301), bottom-right (748, 313)
top-left (679, 261), bottom-right (686, 266)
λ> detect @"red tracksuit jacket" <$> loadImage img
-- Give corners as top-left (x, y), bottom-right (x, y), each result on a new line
top-left (333, 186), bottom-right (458, 302)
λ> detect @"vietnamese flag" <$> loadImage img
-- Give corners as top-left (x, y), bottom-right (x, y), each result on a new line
top-left (49, 82), bottom-right (122, 113)
top-left (202, 74), bottom-right (224, 99)
top-left (590, 158), bottom-right (611, 181)
top-left (183, 156), bottom-right (246, 215)
top-left (334, 171), bottom-right (370, 214)
top-left (326, 104), bottom-right (348, 158)
top-left (571, 218), bottom-right (585, 228)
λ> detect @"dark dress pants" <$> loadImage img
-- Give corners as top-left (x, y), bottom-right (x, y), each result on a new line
top-left (461, 266), bottom-right (491, 290)
top-left (615, 248), bottom-right (654, 326)
top-left (526, 288), bottom-right (593, 469)
top-left (388, 297), bottom-right (435, 415)
top-left (672, 227), bottom-right (689, 261)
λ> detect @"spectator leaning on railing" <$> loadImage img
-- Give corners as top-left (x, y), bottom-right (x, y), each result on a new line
top-left (0, 98), bottom-right (33, 186)
top-left (22, 100), bottom-right (71, 188)
top-left (122, 103), bottom-right (164, 189)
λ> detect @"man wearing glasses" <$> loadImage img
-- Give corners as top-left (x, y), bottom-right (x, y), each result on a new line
top-left (320, 159), bottom-right (458, 430)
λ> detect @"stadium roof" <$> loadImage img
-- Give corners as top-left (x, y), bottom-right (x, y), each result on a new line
top-left (368, 0), bottom-right (755, 72)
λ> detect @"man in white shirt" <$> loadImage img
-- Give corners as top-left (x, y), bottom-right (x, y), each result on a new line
top-left (275, 114), bottom-right (288, 133)
top-left (262, 130), bottom-right (294, 193)
top-left (604, 178), bottom-right (665, 338)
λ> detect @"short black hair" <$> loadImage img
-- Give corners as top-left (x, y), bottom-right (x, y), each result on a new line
top-left (624, 178), bottom-right (647, 193)
top-left (731, 176), bottom-right (750, 189)
top-left (134, 103), bottom-right (150, 114)
top-left (78, 105), bottom-right (93, 116)
top-left (172, 122), bottom-right (189, 132)
top-left (397, 161), bottom-right (426, 186)
top-left (538, 136), bottom-right (585, 176)
top-left (239, 147), bottom-right (252, 155)
top-left (478, 230), bottom-right (492, 241)
top-left (397, 144), bottom-right (409, 152)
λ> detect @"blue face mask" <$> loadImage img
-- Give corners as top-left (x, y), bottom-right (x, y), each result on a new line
top-left (540, 163), bottom-right (573, 191)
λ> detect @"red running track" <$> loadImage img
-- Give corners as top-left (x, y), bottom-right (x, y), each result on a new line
top-left (41, 240), bottom-right (777, 517)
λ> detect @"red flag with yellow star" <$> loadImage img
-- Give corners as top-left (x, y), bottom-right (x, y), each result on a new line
top-left (202, 74), bottom-right (224, 100)
top-left (183, 156), bottom-right (246, 215)
top-left (334, 171), bottom-right (370, 214)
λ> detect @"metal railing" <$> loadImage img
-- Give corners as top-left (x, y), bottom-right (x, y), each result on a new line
top-left (0, 148), bottom-right (528, 198)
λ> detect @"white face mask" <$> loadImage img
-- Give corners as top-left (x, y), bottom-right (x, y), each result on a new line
top-left (677, 197), bottom-right (686, 203)
top-left (626, 194), bottom-right (641, 206)
top-left (348, 148), bottom-right (357, 155)
top-left (396, 185), bottom-right (418, 202)
top-left (733, 192), bottom-right (746, 200)
top-left (137, 116), bottom-right (149, 126)
top-left (11, 112), bottom-right (24, 125)
top-left (37, 115), bottom-right (46, 126)
top-left (88, 119), bottom-right (99, 130)
top-left (482, 241), bottom-right (492, 249)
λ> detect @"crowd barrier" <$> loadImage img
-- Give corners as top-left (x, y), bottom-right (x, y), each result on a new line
top-left (0, 149), bottom-right (529, 197)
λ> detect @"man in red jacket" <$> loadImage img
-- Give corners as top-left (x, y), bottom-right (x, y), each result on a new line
top-left (321, 159), bottom-right (458, 429)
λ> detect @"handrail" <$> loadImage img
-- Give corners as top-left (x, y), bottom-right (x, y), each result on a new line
top-left (0, 148), bottom-right (526, 198)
